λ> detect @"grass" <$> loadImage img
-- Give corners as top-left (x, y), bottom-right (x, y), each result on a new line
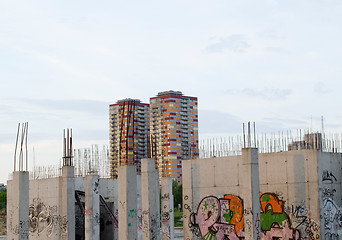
top-left (174, 209), bottom-right (183, 227)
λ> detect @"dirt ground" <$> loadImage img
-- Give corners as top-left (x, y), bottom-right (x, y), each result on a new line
top-left (0, 209), bottom-right (6, 235)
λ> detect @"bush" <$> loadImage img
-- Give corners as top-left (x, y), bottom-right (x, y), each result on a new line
top-left (0, 191), bottom-right (6, 210)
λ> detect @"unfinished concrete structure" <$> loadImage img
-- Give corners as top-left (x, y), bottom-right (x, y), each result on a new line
top-left (7, 128), bottom-right (173, 239)
top-left (183, 144), bottom-right (342, 240)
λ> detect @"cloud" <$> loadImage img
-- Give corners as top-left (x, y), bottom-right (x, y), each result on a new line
top-left (223, 88), bottom-right (292, 100)
top-left (0, 98), bottom-right (110, 117)
top-left (314, 81), bottom-right (331, 94)
top-left (21, 98), bottom-right (109, 116)
top-left (205, 34), bottom-right (250, 53)
top-left (199, 109), bottom-right (242, 134)
top-left (264, 47), bottom-right (291, 54)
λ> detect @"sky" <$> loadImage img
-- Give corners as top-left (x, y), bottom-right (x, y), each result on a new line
top-left (1, 0), bottom-right (342, 183)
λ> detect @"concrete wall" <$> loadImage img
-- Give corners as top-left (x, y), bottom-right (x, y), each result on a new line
top-left (182, 154), bottom-right (245, 239)
top-left (317, 151), bottom-right (342, 239)
top-left (182, 149), bottom-right (342, 240)
top-left (7, 172), bottom-right (118, 240)
top-left (259, 150), bottom-right (320, 240)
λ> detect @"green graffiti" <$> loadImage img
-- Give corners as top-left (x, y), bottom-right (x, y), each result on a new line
top-left (262, 194), bottom-right (270, 203)
top-left (203, 201), bottom-right (209, 210)
top-left (260, 210), bottom-right (288, 231)
top-left (203, 231), bottom-right (217, 240)
top-left (223, 210), bottom-right (234, 223)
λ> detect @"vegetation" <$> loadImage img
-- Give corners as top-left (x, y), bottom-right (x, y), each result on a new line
top-left (172, 180), bottom-right (182, 210)
top-left (0, 190), bottom-right (6, 211)
top-left (172, 180), bottom-right (183, 227)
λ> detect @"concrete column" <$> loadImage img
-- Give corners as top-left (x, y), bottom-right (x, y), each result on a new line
top-left (118, 164), bottom-right (137, 240)
top-left (85, 174), bottom-right (100, 240)
top-left (141, 158), bottom-right (159, 240)
top-left (59, 166), bottom-right (75, 240)
top-left (7, 171), bottom-right (29, 240)
top-left (161, 177), bottom-right (174, 240)
top-left (155, 164), bottom-right (161, 240)
top-left (240, 148), bottom-right (261, 240)
top-left (137, 174), bottom-right (142, 240)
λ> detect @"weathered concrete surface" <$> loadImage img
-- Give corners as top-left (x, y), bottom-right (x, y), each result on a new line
top-left (85, 174), bottom-right (100, 240)
top-left (137, 174), bottom-right (142, 240)
top-left (161, 177), bottom-right (174, 240)
top-left (182, 149), bottom-right (342, 240)
top-left (58, 166), bottom-right (75, 240)
top-left (259, 150), bottom-right (320, 240)
top-left (241, 148), bottom-right (261, 240)
top-left (141, 158), bottom-right (159, 240)
top-left (7, 171), bottom-right (29, 240)
top-left (182, 155), bottom-right (244, 239)
top-left (316, 151), bottom-right (342, 239)
top-left (118, 164), bottom-right (137, 240)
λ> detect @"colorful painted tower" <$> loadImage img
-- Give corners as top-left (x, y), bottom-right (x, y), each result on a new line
top-left (109, 99), bottom-right (149, 178)
top-left (150, 90), bottom-right (199, 183)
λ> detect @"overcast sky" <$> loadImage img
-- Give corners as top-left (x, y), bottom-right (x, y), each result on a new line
top-left (1, 0), bottom-right (342, 183)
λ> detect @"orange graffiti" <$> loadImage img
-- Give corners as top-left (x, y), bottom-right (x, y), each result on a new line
top-left (224, 194), bottom-right (244, 234)
top-left (260, 193), bottom-right (284, 213)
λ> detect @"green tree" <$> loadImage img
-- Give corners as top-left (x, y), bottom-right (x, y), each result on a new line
top-left (172, 180), bottom-right (182, 210)
top-left (0, 190), bottom-right (6, 210)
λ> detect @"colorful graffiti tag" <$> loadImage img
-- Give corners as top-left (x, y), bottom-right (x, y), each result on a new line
top-left (190, 194), bottom-right (244, 240)
top-left (189, 193), bottom-right (300, 240)
top-left (260, 193), bottom-right (299, 240)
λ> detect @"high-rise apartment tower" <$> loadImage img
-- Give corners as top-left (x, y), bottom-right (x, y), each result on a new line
top-left (109, 99), bottom-right (149, 178)
top-left (150, 90), bottom-right (199, 183)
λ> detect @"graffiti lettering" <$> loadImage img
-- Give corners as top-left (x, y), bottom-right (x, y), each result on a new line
top-left (190, 195), bottom-right (244, 240)
top-left (323, 198), bottom-right (342, 239)
top-left (322, 171), bottom-right (337, 183)
top-left (189, 193), bottom-right (301, 240)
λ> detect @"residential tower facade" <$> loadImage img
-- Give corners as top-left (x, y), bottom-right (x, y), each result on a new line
top-left (109, 98), bottom-right (149, 178)
top-left (150, 90), bottom-right (199, 183)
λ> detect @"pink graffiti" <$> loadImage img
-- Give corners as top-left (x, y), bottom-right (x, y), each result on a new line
top-left (190, 196), bottom-right (244, 240)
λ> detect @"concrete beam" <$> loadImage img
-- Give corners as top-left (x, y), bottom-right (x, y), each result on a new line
top-left (118, 164), bottom-right (138, 240)
top-left (59, 166), bottom-right (75, 240)
top-left (85, 174), bottom-right (100, 240)
top-left (161, 177), bottom-right (174, 240)
top-left (141, 158), bottom-right (159, 240)
top-left (7, 171), bottom-right (29, 240)
top-left (241, 148), bottom-right (261, 240)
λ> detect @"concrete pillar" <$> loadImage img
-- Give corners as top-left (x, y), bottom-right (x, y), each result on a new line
top-left (240, 148), bottom-right (261, 240)
top-left (7, 171), bottom-right (29, 240)
top-left (141, 158), bottom-right (159, 240)
top-left (118, 164), bottom-right (137, 240)
top-left (161, 177), bottom-right (174, 240)
top-left (137, 174), bottom-right (142, 240)
top-left (59, 166), bottom-right (75, 240)
top-left (155, 163), bottom-right (161, 240)
top-left (85, 174), bottom-right (100, 240)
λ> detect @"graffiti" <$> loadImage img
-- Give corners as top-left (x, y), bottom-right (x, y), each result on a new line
top-left (260, 193), bottom-right (300, 240)
top-left (323, 198), bottom-right (342, 239)
top-left (284, 201), bottom-right (320, 240)
top-left (189, 193), bottom-right (302, 240)
top-left (128, 208), bottom-right (137, 218)
top-left (322, 170), bottom-right (337, 183)
top-left (190, 195), bottom-right (245, 240)
top-left (323, 188), bottom-right (336, 198)
top-left (137, 208), bottom-right (142, 230)
top-left (29, 198), bottom-right (68, 237)
top-left (93, 179), bottom-right (99, 194)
